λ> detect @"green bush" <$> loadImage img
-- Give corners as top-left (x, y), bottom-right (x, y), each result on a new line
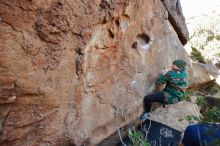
top-left (204, 83), bottom-right (220, 94)
top-left (128, 129), bottom-right (151, 146)
top-left (215, 35), bottom-right (220, 40)
top-left (210, 84), bottom-right (220, 94)
top-left (196, 95), bottom-right (208, 109)
top-left (202, 106), bottom-right (220, 123)
top-left (190, 47), bottom-right (206, 63)
top-left (185, 100), bottom-right (220, 145)
top-left (182, 90), bottom-right (192, 102)
top-left (202, 106), bottom-right (220, 145)
top-left (186, 115), bottom-right (200, 122)
top-left (207, 35), bottom-right (215, 42)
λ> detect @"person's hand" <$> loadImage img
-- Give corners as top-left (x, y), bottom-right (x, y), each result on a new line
top-left (156, 84), bottom-right (165, 91)
top-left (161, 67), bottom-right (169, 75)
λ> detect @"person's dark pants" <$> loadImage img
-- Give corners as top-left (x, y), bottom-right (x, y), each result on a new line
top-left (144, 91), bottom-right (166, 112)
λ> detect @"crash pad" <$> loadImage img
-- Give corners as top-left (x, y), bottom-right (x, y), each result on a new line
top-left (118, 119), bottom-right (182, 146)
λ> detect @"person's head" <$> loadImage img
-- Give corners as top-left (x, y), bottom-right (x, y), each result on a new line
top-left (172, 59), bottom-right (187, 71)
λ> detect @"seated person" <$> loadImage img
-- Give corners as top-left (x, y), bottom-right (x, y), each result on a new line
top-left (180, 123), bottom-right (220, 146)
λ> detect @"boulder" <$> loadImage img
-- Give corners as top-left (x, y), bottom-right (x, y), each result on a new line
top-left (150, 101), bottom-right (201, 131)
top-left (0, 0), bottom-right (208, 145)
top-left (188, 62), bottom-right (215, 87)
top-left (161, 0), bottom-right (189, 45)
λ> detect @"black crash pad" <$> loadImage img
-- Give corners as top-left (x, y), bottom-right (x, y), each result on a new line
top-left (118, 119), bottom-right (182, 146)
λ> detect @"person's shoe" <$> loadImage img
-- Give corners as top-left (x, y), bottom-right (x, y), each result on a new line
top-left (140, 112), bottom-right (150, 121)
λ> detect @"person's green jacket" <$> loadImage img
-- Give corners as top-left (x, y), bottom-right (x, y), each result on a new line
top-left (157, 69), bottom-right (189, 104)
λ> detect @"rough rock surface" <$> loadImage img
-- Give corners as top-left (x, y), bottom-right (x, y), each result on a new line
top-left (150, 101), bottom-right (201, 132)
top-left (189, 62), bottom-right (215, 87)
top-left (0, 0), bottom-right (207, 146)
top-left (161, 0), bottom-right (189, 45)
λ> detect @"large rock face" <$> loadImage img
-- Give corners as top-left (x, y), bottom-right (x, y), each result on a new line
top-left (161, 0), bottom-right (189, 45)
top-left (0, 0), bottom-right (197, 145)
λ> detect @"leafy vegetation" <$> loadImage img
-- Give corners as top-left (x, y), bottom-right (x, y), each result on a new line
top-left (185, 92), bottom-right (220, 123)
top-left (207, 34), bottom-right (220, 42)
top-left (186, 115), bottom-right (200, 123)
top-left (190, 47), bottom-right (206, 63)
top-left (202, 106), bottom-right (220, 123)
top-left (187, 12), bottom-right (220, 67)
top-left (185, 92), bottom-right (220, 145)
top-left (207, 35), bottom-right (215, 42)
top-left (201, 82), bottom-right (220, 95)
top-left (196, 95), bottom-right (208, 109)
top-left (190, 25), bottom-right (220, 47)
top-left (181, 90), bottom-right (192, 102)
top-left (209, 84), bottom-right (220, 94)
top-left (128, 129), bottom-right (151, 146)
top-left (216, 35), bottom-right (220, 41)
top-left (202, 105), bottom-right (220, 146)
